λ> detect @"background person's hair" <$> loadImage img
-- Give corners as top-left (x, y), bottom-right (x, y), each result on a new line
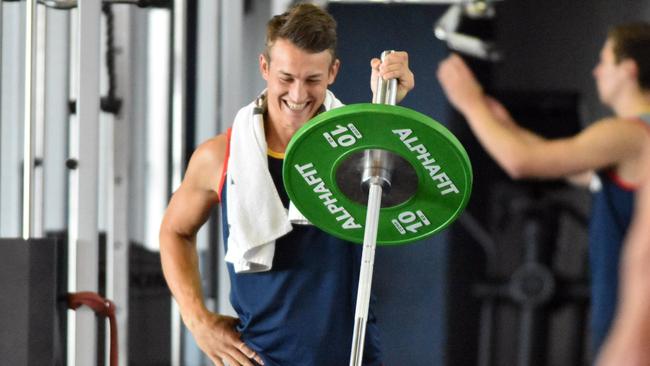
top-left (264, 3), bottom-right (338, 64)
top-left (609, 22), bottom-right (650, 90)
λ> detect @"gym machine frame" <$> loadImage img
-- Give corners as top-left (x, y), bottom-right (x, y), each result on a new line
top-left (11, 0), bottom-right (185, 364)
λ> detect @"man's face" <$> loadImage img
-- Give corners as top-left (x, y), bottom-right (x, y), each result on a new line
top-left (260, 38), bottom-right (339, 130)
top-left (593, 39), bottom-right (629, 106)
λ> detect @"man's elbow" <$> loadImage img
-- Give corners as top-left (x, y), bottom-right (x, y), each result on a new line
top-left (501, 158), bottom-right (533, 180)
top-left (159, 225), bottom-right (176, 253)
top-left (159, 221), bottom-right (192, 251)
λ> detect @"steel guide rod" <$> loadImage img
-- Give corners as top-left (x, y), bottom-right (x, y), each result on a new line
top-left (171, 0), bottom-right (187, 364)
top-left (107, 7), bottom-right (133, 365)
top-left (33, 4), bottom-right (47, 238)
top-left (22, 0), bottom-right (37, 239)
top-left (68, 1), bottom-right (102, 364)
top-left (0, 2), bottom-right (3, 195)
top-left (349, 50), bottom-right (397, 366)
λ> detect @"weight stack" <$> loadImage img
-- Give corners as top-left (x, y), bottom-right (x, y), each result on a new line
top-left (0, 238), bottom-right (62, 365)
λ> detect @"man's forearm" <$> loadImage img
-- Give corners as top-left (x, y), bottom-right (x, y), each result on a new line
top-left (462, 101), bottom-right (541, 177)
top-left (159, 231), bottom-right (210, 328)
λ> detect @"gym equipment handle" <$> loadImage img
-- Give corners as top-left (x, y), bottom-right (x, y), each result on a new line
top-left (68, 292), bottom-right (118, 366)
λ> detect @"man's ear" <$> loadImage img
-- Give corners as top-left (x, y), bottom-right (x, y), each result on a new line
top-left (621, 58), bottom-right (639, 80)
top-left (259, 54), bottom-right (270, 81)
top-left (328, 59), bottom-right (341, 85)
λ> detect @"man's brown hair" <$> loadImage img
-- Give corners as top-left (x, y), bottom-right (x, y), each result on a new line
top-left (609, 22), bottom-right (650, 90)
top-left (264, 3), bottom-right (337, 64)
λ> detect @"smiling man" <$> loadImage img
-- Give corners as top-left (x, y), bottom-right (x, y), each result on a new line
top-left (159, 3), bottom-right (414, 366)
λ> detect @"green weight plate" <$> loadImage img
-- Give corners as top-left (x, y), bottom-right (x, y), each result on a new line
top-left (283, 103), bottom-right (473, 245)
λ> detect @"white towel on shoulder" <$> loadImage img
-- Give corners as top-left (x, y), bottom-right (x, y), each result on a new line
top-left (224, 90), bottom-right (344, 273)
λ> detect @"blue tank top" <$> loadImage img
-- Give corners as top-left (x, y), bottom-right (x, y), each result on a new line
top-left (588, 114), bottom-right (650, 352)
top-left (220, 155), bottom-right (383, 366)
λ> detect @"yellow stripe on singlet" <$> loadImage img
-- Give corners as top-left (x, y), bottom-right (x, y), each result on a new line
top-left (267, 149), bottom-right (285, 159)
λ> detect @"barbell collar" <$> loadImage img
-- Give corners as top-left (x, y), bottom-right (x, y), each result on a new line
top-left (361, 149), bottom-right (394, 192)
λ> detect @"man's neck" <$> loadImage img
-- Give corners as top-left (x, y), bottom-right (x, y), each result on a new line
top-left (263, 113), bottom-right (302, 153)
top-left (611, 90), bottom-right (650, 118)
top-left (263, 103), bottom-right (326, 153)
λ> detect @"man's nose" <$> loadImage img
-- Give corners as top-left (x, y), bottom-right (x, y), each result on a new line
top-left (288, 81), bottom-right (307, 102)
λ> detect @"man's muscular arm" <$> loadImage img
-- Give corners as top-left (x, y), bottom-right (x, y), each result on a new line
top-left (159, 135), bottom-right (264, 366)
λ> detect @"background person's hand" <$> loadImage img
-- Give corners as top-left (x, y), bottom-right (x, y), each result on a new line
top-left (436, 53), bottom-right (485, 114)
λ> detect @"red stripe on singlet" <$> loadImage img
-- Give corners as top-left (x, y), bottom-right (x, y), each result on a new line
top-left (607, 170), bottom-right (638, 191)
top-left (217, 127), bottom-right (232, 202)
top-left (608, 116), bottom-right (650, 191)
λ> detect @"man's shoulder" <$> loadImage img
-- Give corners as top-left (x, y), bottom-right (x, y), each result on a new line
top-left (184, 132), bottom-right (230, 189)
top-left (194, 132), bottom-right (229, 161)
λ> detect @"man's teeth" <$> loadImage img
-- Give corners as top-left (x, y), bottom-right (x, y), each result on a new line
top-left (286, 101), bottom-right (307, 111)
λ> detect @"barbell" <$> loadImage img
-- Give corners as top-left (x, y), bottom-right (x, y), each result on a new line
top-left (283, 51), bottom-right (473, 366)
